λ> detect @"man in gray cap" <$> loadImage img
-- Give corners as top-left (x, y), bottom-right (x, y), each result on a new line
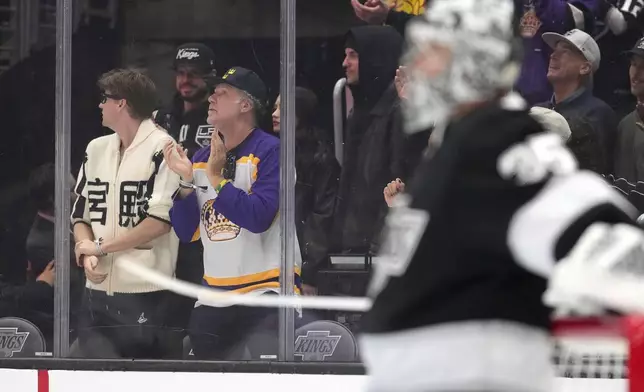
top-left (611, 37), bottom-right (644, 213)
top-left (536, 29), bottom-right (618, 175)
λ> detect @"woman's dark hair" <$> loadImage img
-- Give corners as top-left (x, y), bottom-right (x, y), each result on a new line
top-left (28, 162), bottom-right (76, 213)
top-left (28, 162), bottom-right (56, 212)
top-left (293, 87), bottom-right (333, 171)
top-left (294, 87), bottom-right (319, 129)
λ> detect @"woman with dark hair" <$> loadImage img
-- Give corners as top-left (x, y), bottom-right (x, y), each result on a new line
top-left (272, 87), bottom-right (340, 295)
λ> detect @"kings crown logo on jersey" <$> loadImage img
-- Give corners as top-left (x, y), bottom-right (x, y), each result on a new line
top-left (0, 328), bottom-right (29, 358)
top-left (294, 331), bottom-right (341, 361)
top-left (520, 1), bottom-right (542, 38)
top-left (201, 199), bottom-right (241, 241)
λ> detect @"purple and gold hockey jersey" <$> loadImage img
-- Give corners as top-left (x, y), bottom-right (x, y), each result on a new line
top-left (170, 129), bottom-right (301, 298)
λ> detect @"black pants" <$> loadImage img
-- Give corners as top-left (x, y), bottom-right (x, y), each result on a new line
top-left (188, 292), bottom-right (278, 360)
top-left (163, 241), bottom-right (203, 358)
top-left (165, 241), bottom-right (203, 329)
top-left (75, 288), bottom-right (179, 359)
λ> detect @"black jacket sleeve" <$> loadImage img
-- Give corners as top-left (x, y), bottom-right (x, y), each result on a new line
top-left (0, 277), bottom-right (54, 317)
top-left (390, 107), bottom-right (432, 180)
top-left (300, 151), bottom-right (341, 287)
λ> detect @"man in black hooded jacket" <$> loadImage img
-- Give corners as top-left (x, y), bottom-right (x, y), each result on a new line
top-left (332, 25), bottom-right (428, 256)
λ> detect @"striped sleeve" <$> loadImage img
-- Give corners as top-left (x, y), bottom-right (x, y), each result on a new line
top-left (213, 144), bottom-right (280, 233)
top-left (71, 152), bottom-right (91, 227)
top-left (144, 141), bottom-right (180, 224)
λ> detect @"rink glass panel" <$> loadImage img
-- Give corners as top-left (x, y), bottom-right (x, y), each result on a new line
top-left (0, 0), bottom-right (60, 359)
top-left (0, 0), bottom-right (369, 365)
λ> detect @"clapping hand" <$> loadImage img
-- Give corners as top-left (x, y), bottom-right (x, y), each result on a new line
top-left (207, 131), bottom-right (227, 186)
top-left (394, 66), bottom-right (409, 100)
top-left (384, 178), bottom-right (405, 207)
top-left (163, 141), bottom-right (193, 181)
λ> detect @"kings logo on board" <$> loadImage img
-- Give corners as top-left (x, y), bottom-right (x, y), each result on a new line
top-left (0, 328), bottom-right (28, 358)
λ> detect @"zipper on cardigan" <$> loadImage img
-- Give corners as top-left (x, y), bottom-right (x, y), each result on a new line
top-left (107, 147), bottom-right (125, 295)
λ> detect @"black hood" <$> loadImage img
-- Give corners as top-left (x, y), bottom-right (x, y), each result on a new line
top-left (345, 25), bottom-right (403, 108)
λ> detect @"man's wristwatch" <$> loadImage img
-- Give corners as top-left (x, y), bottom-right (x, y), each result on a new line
top-left (179, 178), bottom-right (196, 190)
top-left (94, 237), bottom-right (107, 257)
top-left (179, 177), bottom-right (208, 192)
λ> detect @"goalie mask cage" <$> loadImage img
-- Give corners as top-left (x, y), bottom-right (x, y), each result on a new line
top-left (553, 316), bottom-right (644, 392)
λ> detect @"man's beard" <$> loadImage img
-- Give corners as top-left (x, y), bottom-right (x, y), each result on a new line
top-left (181, 87), bottom-right (208, 103)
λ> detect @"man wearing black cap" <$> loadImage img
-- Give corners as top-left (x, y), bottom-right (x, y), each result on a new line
top-left (611, 37), bottom-right (644, 213)
top-left (154, 43), bottom-right (216, 158)
top-left (153, 44), bottom-right (216, 350)
top-left (164, 67), bottom-right (302, 360)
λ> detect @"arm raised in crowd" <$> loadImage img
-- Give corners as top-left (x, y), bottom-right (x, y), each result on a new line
top-left (351, 0), bottom-right (419, 36)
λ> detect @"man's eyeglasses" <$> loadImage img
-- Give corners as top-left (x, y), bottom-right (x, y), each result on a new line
top-left (100, 92), bottom-right (121, 104)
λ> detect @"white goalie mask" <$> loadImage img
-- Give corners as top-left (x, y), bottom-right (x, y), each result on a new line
top-left (402, 0), bottom-right (522, 134)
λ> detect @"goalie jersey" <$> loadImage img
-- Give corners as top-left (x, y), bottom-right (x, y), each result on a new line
top-left (358, 95), bottom-right (638, 391)
top-left (363, 94), bottom-right (637, 336)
